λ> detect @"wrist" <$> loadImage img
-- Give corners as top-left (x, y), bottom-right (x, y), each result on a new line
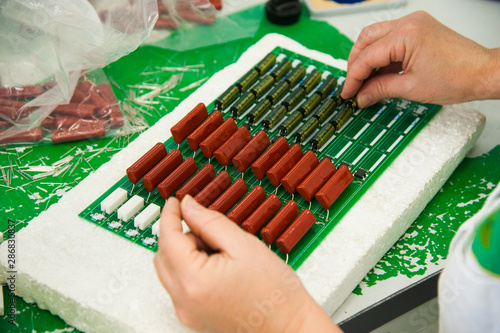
top-left (472, 47), bottom-right (500, 100)
top-left (285, 296), bottom-right (342, 333)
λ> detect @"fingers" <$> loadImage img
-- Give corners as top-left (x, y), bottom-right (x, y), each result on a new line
top-left (347, 20), bottom-right (397, 71)
top-left (343, 35), bottom-right (405, 100)
top-left (357, 73), bottom-right (412, 108)
top-left (156, 198), bottom-right (202, 274)
top-left (181, 195), bottom-right (248, 254)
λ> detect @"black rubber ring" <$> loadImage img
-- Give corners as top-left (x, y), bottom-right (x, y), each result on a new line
top-left (265, 0), bottom-right (302, 26)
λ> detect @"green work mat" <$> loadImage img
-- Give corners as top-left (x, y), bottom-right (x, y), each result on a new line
top-left (0, 4), bottom-right (498, 332)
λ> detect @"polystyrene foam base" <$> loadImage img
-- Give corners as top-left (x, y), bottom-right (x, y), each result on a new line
top-left (0, 34), bottom-right (485, 332)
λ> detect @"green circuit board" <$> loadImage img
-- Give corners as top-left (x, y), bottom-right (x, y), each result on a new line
top-left (79, 47), bottom-right (441, 270)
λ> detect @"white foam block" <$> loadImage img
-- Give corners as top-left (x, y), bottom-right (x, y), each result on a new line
top-left (0, 34), bottom-right (485, 332)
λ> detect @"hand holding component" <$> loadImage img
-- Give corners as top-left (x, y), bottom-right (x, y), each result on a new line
top-left (342, 11), bottom-right (500, 108)
top-left (154, 195), bottom-right (341, 333)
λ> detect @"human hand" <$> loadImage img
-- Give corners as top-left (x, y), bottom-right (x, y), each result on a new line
top-left (342, 11), bottom-right (500, 108)
top-left (154, 195), bottom-right (341, 333)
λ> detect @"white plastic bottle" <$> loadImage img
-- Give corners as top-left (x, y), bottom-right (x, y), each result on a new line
top-left (439, 182), bottom-right (500, 333)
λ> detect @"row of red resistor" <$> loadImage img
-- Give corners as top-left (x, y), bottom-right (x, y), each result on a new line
top-left (0, 80), bottom-right (123, 144)
top-left (125, 142), bottom-right (318, 254)
top-left (124, 103), bottom-right (355, 254)
top-left (168, 102), bottom-right (354, 208)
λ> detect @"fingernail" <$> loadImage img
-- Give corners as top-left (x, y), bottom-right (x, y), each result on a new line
top-left (182, 195), bottom-right (202, 210)
top-left (357, 94), bottom-right (374, 108)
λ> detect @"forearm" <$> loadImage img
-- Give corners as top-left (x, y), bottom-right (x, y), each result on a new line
top-left (473, 47), bottom-right (500, 101)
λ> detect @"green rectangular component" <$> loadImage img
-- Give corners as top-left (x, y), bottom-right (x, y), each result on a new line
top-left (361, 125), bottom-right (385, 146)
top-left (378, 108), bottom-right (403, 128)
top-left (343, 144), bottom-right (367, 166)
top-left (343, 121), bottom-right (366, 140)
top-left (323, 137), bottom-right (351, 161)
top-left (360, 150), bottom-right (386, 173)
top-left (298, 93), bottom-right (322, 116)
top-left (78, 47), bottom-right (442, 271)
top-left (263, 104), bottom-right (287, 130)
top-left (378, 132), bottom-right (403, 153)
top-left (394, 113), bottom-right (418, 134)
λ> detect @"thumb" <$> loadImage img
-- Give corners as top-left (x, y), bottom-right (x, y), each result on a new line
top-left (180, 195), bottom-right (247, 253)
top-left (357, 73), bottom-right (411, 108)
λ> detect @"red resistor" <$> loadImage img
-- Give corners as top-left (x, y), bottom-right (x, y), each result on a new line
top-left (0, 128), bottom-right (44, 143)
top-left (126, 142), bottom-right (167, 184)
top-left (276, 209), bottom-right (316, 254)
top-left (251, 136), bottom-right (289, 180)
top-left (227, 185), bottom-right (267, 225)
top-left (187, 111), bottom-right (224, 152)
top-left (51, 123), bottom-right (106, 143)
top-left (142, 149), bottom-right (183, 192)
top-left (0, 85), bottom-right (44, 99)
top-left (213, 126), bottom-right (252, 166)
top-left (158, 157), bottom-right (198, 199)
top-left (281, 151), bottom-right (320, 194)
top-left (171, 103), bottom-right (209, 144)
top-left (176, 164), bottom-right (216, 201)
top-left (232, 130), bottom-right (270, 173)
top-left (53, 104), bottom-right (96, 118)
top-left (241, 194), bottom-right (282, 235)
top-left (261, 200), bottom-right (300, 245)
top-left (296, 158), bottom-right (336, 202)
top-left (194, 171), bottom-right (232, 207)
top-left (315, 164), bottom-right (353, 209)
top-left (266, 144), bottom-right (303, 187)
top-left (208, 178), bottom-right (248, 213)
top-left (199, 117), bottom-right (238, 158)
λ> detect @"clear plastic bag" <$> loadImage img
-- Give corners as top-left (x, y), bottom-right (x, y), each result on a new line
top-left (0, 0), bottom-right (158, 144)
top-left (145, 0), bottom-right (263, 52)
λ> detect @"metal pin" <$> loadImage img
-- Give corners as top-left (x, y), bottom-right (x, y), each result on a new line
top-left (177, 143), bottom-right (180, 150)
top-left (291, 193), bottom-right (294, 200)
top-left (308, 201), bottom-right (311, 210)
top-left (259, 180), bottom-right (262, 186)
top-left (209, 158), bottom-right (211, 164)
top-left (274, 184), bottom-right (280, 194)
top-left (285, 254), bottom-right (289, 264)
top-left (241, 171), bottom-right (245, 179)
top-left (193, 151), bottom-right (196, 158)
top-left (130, 184), bottom-right (135, 195)
top-left (268, 244), bottom-right (271, 250)
top-left (326, 209), bottom-right (330, 220)
top-left (315, 221), bottom-right (325, 226)
top-left (84, 158), bottom-right (95, 172)
top-left (146, 192), bottom-right (151, 203)
top-left (224, 165), bottom-right (227, 172)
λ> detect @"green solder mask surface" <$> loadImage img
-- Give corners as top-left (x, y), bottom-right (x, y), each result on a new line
top-left (79, 47), bottom-right (442, 270)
